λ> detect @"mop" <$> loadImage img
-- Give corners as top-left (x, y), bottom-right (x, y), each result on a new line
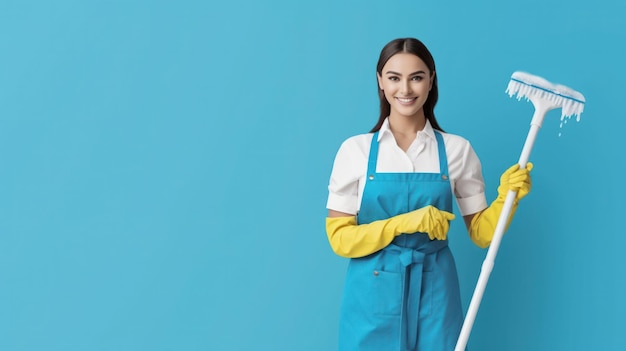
top-left (454, 72), bottom-right (586, 351)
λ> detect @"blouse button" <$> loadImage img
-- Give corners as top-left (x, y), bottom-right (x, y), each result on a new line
top-left (442, 174), bottom-right (448, 180)
top-left (373, 271), bottom-right (379, 276)
top-left (368, 175), bottom-right (374, 180)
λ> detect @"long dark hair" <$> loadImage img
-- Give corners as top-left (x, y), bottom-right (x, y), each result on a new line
top-left (370, 38), bottom-right (444, 133)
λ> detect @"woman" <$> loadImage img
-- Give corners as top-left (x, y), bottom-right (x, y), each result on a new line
top-left (325, 38), bottom-right (532, 350)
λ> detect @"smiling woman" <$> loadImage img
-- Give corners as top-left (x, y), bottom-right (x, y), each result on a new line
top-left (376, 52), bottom-right (435, 151)
top-left (324, 38), bottom-right (533, 351)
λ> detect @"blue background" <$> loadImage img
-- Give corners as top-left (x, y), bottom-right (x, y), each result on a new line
top-left (1, 0), bottom-right (624, 350)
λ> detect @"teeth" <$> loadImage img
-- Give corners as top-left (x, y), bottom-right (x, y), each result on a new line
top-left (397, 97), bottom-right (414, 103)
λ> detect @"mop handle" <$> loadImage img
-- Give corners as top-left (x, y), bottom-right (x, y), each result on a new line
top-left (454, 110), bottom-right (544, 351)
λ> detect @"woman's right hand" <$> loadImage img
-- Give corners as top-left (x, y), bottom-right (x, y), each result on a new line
top-left (405, 205), bottom-right (455, 240)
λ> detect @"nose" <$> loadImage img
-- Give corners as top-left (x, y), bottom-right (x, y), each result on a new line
top-left (400, 79), bottom-right (412, 95)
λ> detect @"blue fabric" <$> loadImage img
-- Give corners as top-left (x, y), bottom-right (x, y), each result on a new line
top-left (338, 131), bottom-right (464, 351)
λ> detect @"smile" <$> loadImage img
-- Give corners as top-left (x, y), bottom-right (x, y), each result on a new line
top-left (396, 97), bottom-right (417, 105)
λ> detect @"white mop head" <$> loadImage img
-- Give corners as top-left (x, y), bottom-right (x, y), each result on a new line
top-left (506, 71), bottom-right (586, 121)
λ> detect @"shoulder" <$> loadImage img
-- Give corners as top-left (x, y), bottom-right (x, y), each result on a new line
top-left (341, 132), bottom-right (374, 146)
top-left (439, 130), bottom-right (473, 150)
top-left (437, 130), bottom-right (481, 164)
top-left (334, 132), bottom-right (374, 157)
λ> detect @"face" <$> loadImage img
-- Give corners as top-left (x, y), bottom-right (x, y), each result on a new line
top-left (377, 53), bottom-right (434, 119)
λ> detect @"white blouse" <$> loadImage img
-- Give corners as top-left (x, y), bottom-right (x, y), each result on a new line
top-left (326, 118), bottom-right (488, 217)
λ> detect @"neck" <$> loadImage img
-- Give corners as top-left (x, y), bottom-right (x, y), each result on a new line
top-left (388, 112), bottom-right (427, 136)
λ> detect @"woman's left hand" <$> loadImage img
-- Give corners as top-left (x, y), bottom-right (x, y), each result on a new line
top-left (497, 162), bottom-right (533, 201)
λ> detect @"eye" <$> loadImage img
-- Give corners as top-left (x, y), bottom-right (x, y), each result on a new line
top-left (411, 76), bottom-right (424, 81)
top-left (388, 76), bottom-right (399, 81)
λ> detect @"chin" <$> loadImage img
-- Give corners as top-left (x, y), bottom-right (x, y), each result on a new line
top-left (396, 108), bottom-right (421, 117)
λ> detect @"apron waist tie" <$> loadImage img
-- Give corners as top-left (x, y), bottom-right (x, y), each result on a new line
top-left (394, 240), bottom-right (448, 350)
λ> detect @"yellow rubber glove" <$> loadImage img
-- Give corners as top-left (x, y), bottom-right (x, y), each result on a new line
top-left (326, 205), bottom-right (455, 258)
top-left (469, 162), bottom-right (533, 248)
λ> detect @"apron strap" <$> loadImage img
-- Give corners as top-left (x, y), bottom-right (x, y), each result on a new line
top-left (366, 132), bottom-right (379, 177)
top-left (434, 131), bottom-right (449, 177)
top-left (394, 240), bottom-right (448, 350)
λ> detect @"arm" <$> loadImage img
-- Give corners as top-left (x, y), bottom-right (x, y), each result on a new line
top-left (328, 209), bottom-right (353, 218)
top-left (326, 206), bottom-right (455, 258)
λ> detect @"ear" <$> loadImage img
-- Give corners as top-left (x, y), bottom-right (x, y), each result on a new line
top-left (377, 72), bottom-right (383, 91)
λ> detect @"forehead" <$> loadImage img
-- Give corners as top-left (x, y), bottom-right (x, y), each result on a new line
top-left (382, 53), bottom-right (429, 73)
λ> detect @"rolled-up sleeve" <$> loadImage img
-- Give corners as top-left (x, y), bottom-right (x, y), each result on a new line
top-left (326, 138), bottom-right (362, 215)
top-left (453, 141), bottom-right (488, 216)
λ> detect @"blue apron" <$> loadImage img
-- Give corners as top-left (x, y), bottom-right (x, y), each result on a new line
top-left (338, 131), bottom-right (464, 351)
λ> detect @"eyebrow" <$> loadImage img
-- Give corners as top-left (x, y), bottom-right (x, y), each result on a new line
top-left (385, 70), bottom-right (427, 76)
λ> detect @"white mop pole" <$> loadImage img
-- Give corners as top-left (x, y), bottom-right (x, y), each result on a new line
top-left (454, 71), bottom-right (585, 351)
top-left (454, 107), bottom-right (546, 351)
